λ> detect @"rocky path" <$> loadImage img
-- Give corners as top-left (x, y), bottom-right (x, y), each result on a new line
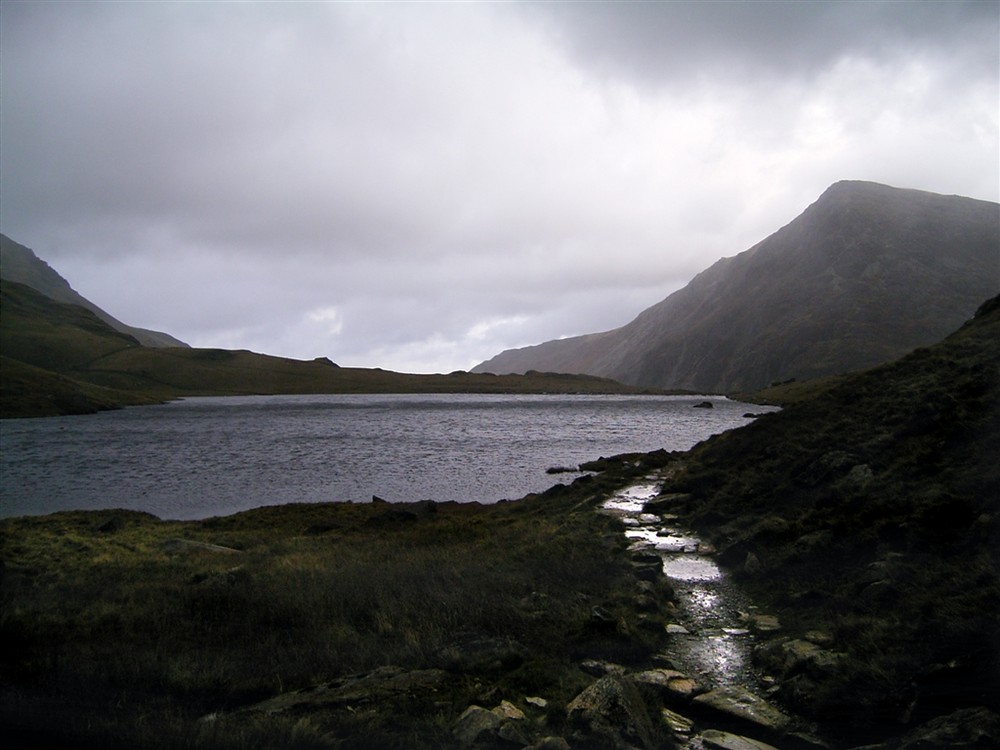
top-left (602, 479), bottom-right (822, 750)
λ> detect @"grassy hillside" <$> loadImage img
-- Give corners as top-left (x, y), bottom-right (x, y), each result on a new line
top-left (1, 279), bottom-right (665, 418)
top-left (0, 233), bottom-right (188, 348)
top-left (660, 295), bottom-right (1000, 737)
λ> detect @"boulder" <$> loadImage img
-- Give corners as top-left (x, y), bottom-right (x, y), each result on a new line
top-left (567, 675), bottom-right (658, 750)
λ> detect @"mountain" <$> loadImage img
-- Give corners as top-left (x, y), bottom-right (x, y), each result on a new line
top-left (474, 181), bottom-right (999, 392)
top-left (0, 233), bottom-right (188, 348)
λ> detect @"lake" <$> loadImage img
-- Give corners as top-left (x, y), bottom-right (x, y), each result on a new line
top-left (0, 393), bottom-right (771, 520)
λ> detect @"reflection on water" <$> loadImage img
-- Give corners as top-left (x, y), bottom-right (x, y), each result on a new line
top-left (661, 555), bottom-right (722, 581)
top-left (603, 478), bottom-right (756, 688)
top-left (681, 634), bottom-right (749, 686)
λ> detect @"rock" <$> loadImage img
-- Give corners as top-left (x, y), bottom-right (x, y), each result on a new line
top-left (699, 729), bottom-right (780, 750)
top-left (692, 686), bottom-right (790, 733)
top-left (896, 707), bottom-right (1000, 749)
top-left (632, 668), bottom-right (698, 702)
top-left (755, 638), bottom-right (819, 675)
top-left (492, 700), bottom-right (526, 721)
top-left (743, 552), bottom-right (762, 575)
top-left (743, 613), bottom-right (781, 633)
top-left (844, 463), bottom-right (874, 488)
top-left (643, 493), bottom-right (693, 514)
top-left (498, 720), bottom-right (532, 745)
top-left (588, 605), bottom-right (630, 635)
top-left (630, 550), bottom-right (663, 565)
top-left (693, 401), bottom-right (714, 408)
top-left (803, 630), bottom-right (834, 646)
top-left (567, 675), bottom-right (658, 750)
top-left (661, 707), bottom-right (694, 734)
top-left (525, 696), bottom-right (548, 709)
top-left (580, 659), bottom-right (626, 677)
top-left (631, 562), bottom-right (664, 582)
top-left (453, 705), bottom-right (502, 746)
top-left (546, 466), bottom-right (578, 474)
top-left (754, 638), bottom-right (844, 682)
top-left (666, 623), bottom-right (691, 635)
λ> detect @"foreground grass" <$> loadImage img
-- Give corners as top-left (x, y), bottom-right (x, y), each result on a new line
top-left (0, 453), bottom-right (674, 749)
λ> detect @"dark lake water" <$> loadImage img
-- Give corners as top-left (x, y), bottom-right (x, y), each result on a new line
top-left (0, 394), bottom-right (771, 520)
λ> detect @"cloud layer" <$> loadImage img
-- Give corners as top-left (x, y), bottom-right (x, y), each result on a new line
top-left (1, 1), bottom-right (996, 372)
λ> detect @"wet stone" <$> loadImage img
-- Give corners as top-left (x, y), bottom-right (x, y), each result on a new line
top-left (661, 707), bottom-right (694, 734)
top-left (699, 728), bottom-right (780, 750)
top-left (692, 686), bottom-right (791, 733)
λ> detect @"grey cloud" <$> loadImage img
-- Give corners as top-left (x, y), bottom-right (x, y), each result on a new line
top-left (1, 1), bottom-right (996, 374)
top-left (523, 1), bottom-right (998, 86)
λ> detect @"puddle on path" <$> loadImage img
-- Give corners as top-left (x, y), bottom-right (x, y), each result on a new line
top-left (602, 480), bottom-right (759, 689)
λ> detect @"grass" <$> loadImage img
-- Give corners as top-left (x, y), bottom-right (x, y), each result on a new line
top-left (0, 452), bottom-right (677, 749)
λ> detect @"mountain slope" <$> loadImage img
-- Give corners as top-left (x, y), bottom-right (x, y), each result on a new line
top-left (0, 234), bottom-right (188, 348)
top-left (658, 294), bottom-right (1000, 735)
top-left (474, 181), bottom-right (999, 392)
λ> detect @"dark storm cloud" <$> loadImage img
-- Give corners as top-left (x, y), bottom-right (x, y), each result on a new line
top-left (526, 0), bottom-right (998, 84)
top-left (0, 1), bottom-right (996, 373)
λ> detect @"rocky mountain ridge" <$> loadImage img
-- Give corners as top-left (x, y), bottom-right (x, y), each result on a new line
top-left (474, 181), bottom-right (999, 392)
top-left (0, 233), bottom-right (187, 348)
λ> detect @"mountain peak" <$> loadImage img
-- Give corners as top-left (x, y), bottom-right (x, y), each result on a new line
top-left (474, 183), bottom-right (999, 392)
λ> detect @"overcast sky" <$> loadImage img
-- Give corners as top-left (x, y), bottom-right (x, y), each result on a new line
top-left (2, 1), bottom-right (997, 373)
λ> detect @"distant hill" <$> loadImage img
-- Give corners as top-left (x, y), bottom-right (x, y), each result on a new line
top-left (0, 234), bottom-right (188, 348)
top-left (1, 277), bottom-right (662, 418)
top-left (474, 181), bottom-right (1000, 392)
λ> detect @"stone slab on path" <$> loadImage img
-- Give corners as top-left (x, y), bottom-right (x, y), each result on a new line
top-left (692, 685), bottom-right (791, 734)
top-left (700, 728), bottom-right (780, 750)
